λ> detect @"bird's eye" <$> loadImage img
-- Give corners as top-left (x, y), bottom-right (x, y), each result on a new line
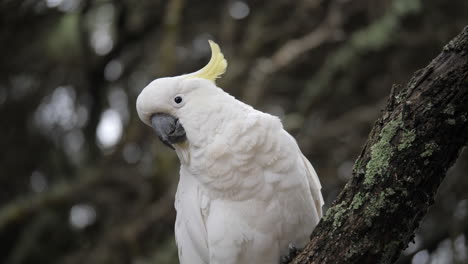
top-left (174, 96), bottom-right (183, 104)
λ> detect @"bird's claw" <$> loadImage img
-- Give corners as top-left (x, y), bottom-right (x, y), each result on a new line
top-left (280, 243), bottom-right (301, 264)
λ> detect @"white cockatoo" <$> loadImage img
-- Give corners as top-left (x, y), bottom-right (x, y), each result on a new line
top-left (136, 41), bottom-right (323, 264)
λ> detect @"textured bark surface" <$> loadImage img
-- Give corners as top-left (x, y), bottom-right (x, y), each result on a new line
top-left (291, 26), bottom-right (468, 264)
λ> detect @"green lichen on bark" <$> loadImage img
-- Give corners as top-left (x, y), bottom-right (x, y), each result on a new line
top-left (332, 205), bottom-right (347, 228)
top-left (364, 192), bottom-right (385, 226)
top-left (344, 237), bottom-right (371, 259)
top-left (323, 201), bottom-right (348, 229)
top-left (446, 119), bottom-right (456, 125)
top-left (443, 104), bottom-right (455, 115)
top-left (350, 192), bottom-right (365, 210)
top-left (423, 102), bottom-right (434, 113)
top-left (363, 189), bottom-right (397, 227)
top-left (344, 245), bottom-right (360, 259)
top-left (398, 129), bottom-right (416, 151)
top-left (364, 114), bottom-right (403, 186)
top-left (353, 157), bottom-right (366, 175)
top-left (461, 113), bottom-right (467, 122)
top-left (421, 142), bottom-right (439, 158)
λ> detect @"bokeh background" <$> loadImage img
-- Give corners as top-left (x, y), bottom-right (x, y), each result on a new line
top-left (0, 0), bottom-right (467, 263)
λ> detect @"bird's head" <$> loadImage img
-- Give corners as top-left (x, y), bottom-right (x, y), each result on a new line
top-left (136, 40), bottom-right (228, 149)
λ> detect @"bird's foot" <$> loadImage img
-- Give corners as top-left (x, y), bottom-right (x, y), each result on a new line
top-left (280, 243), bottom-right (301, 264)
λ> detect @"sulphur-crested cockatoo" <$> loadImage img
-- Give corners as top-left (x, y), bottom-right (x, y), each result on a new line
top-left (136, 41), bottom-right (323, 264)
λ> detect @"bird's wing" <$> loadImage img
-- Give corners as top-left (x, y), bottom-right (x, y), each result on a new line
top-left (175, 167), bottom-right (209, 264)
top-left (300, 153), bottom-right (324, 218)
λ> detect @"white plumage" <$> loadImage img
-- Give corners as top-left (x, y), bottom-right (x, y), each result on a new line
top-left (136, 41), bottom-right (323, 264)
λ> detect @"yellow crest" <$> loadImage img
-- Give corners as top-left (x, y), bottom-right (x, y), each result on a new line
top-left (188, 40), bottom-right (227, 82)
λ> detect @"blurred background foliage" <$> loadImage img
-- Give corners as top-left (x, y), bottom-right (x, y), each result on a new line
top-left (0, 0), bottom-right (467, 263)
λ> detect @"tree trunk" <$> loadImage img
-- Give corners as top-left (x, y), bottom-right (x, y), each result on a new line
top-left (291, 26), bottom-right (468, 264)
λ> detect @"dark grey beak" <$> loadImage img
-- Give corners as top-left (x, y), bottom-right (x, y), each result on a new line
top-left (151, 113), bottom-right (186, 149)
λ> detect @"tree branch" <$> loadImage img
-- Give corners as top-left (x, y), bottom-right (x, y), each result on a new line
top-left (291, 26), bottom-right (468, 264)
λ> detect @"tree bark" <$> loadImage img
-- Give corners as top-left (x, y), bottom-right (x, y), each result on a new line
top-left (291, 26), bottom-right (468, 264)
